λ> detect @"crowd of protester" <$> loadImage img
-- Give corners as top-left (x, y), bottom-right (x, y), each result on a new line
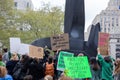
top-left (0, 47), bottom-right (120, 80)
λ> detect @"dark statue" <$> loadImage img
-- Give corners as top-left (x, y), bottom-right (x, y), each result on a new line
top-left (64, 0), bottom-right (85, 54)
top-left (31, 0), bottom-right (100, 57)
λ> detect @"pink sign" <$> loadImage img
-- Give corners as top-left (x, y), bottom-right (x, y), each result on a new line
top-left (98, 32), bottom-right (109, 55)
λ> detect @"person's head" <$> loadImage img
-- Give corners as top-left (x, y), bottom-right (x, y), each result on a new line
top-left (10, 53), bottom-right (18, 60)
top-left (44, 75), bottom-right (53, 80)
top-left (0, 66), bottom-right (7, 78)
top-left (58, 74), bottom-right (73, 80)
top-left (33, 57), bottom-right (39, 64)
top-left (90, 57), bottom-right (100, 70)
top-left (114, 58), bottom-right (120, 66)
top-left (77, 53), bottom-right (84, 57)
top-left (3, 48), bottom-right (8, 53)
top-left (48, 56), bottom-right (53, 64)
top-left (116, 58), bottom-right (120, 61)
top-left (44, 49), bottom-right (50, 58)
top-left (90, 57), bottom-right (97, 64)
top-left (20, 55), bottom-right (29, 63)
top-left (104, 56), bottom-right (112, 63)
top-left (24, 75), bottom-right (33, 80)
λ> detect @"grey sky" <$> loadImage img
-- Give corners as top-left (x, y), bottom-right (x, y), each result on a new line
top-left (32, 0), bottom-right (109, 32)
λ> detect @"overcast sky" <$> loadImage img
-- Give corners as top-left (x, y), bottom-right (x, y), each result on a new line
top-left (31, 0), bottom-right (109, 32)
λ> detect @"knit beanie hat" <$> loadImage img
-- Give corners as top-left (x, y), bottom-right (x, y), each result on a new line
top-left (0, 61), bottom-right (6, 67)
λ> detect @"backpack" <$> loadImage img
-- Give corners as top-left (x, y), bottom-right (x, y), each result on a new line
top-left (45, 62), bottom-right (54, 76)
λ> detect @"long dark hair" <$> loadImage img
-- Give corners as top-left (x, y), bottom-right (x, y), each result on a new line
top-left (48, 56), bottom-right (53, 64)
top-left (104, 56), bottom-right (112, 63)
top-left (90, 57), bottom-right (100, 71)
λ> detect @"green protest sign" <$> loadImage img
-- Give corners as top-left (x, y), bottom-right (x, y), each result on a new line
top-left (57, 51), bottom-right (74, 71)
top-left (64, 57), bottom-right (92, 79)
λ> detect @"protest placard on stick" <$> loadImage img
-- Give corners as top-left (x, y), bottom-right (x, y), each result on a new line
top-left (98, 32), bottom-right (109, 55)
top-left (10, 37), bottom-right (21, 53)
top-left (57, 51), bottom-right (74, 71)
top-left (64, 57), bottom-right (92, 79)
top-left (29, 45), bottom-right (44, 59)
top-left (51, 33), bottom-right (69, 51)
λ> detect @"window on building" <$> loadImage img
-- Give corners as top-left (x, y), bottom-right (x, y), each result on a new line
top-left (117, 39), bottom-right (120, 43)
top-left (116, 18), bottom-right (118, 22)
top-left (104, 28), bottom-right (106, 32)
top-left (116, 44), bottom-right (120, 47)
top-left (14, 2), bottom-right (17, 7)
top-left (108, 28), bottom-right (110, 32)
top-left (116, 24), bottom-right (119, 26)
top-left (112, 18), bottom-right (114, 20)
top-left (112, 23), bottom-right (114, 27)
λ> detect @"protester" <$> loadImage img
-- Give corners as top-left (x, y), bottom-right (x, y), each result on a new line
top-left (12, 55), bottom-right (29, 80)
top-left (2, 47), bottom-right (11, 63)
top-left (90, 57), bottom-right (101, 80)
top-left (75, 52), bottom-right (87, 80)
top-left (97, 48), bottom-right (113, 80)
top-left (114, 58), bottom-right (120, 80)
top-left (0, 54), bottom-right (6, 67)
top-left (45, 56), bottom-right (55, 77)
top-left (0, 54), bottom-right (13, 80)
top-left (0, 66), bottom-right (13, 80)
top-left (28, 57), bottom-right (44, 80)
top-left (54, 48), bottom-right (62, 79)
top-left (6, 53), bottom-right (19, 76)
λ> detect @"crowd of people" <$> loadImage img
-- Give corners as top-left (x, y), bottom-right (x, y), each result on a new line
top-left (0, 47), bottom-right (120, 80)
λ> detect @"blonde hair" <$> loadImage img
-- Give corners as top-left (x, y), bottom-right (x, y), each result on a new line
top-left (58, 73), bottom-right (73, 80)
top-left (114, 59), bottom-right (120, 74)
top-left (0, 66), bottom-right (7, 77)
top-left (10, 53), bottom-right (18, 60)
top-left (44, 75), bottom-right (53, 80)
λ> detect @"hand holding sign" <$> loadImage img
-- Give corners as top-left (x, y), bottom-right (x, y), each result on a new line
top-left (97, 48), bottom-right (100, 54)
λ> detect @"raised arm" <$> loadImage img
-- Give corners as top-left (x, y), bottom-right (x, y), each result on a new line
top-left (97, 48), bottom-right (104, 64)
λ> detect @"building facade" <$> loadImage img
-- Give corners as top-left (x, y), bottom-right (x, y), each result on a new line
top-left (14, 0), bottom-right (34, 10)
top-left (87, 0), bottom-right (120, 59)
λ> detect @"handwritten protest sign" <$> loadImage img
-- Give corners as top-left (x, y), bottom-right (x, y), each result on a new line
top-left (98, 32), bottom-right (109, 55)
top-left (51, 33), bottom-right (69, 51)
top-left (57, 51), bottom-right (74, 71)
top-left (29, 45), bottom-right (44, 59)
top-left (64, 57), bottom-right (92, 79)
top-left (18, 43), bottom-right (29, 55)
top-left (10, 37), bottom-right (21, 53)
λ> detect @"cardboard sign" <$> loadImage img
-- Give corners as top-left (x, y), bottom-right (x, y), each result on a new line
top-left (10, 37), bottom-right (21, 53)
top-left (51, 33), bottom-right (69, 51)
top-left (98, 32), bottom-right (109, 55)
top-left (29, 45), bottom-right (44, 59)
top-left (64, 57), bottom-right (92, 79)
top-left (57, 51), bottom-right (74, 71)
